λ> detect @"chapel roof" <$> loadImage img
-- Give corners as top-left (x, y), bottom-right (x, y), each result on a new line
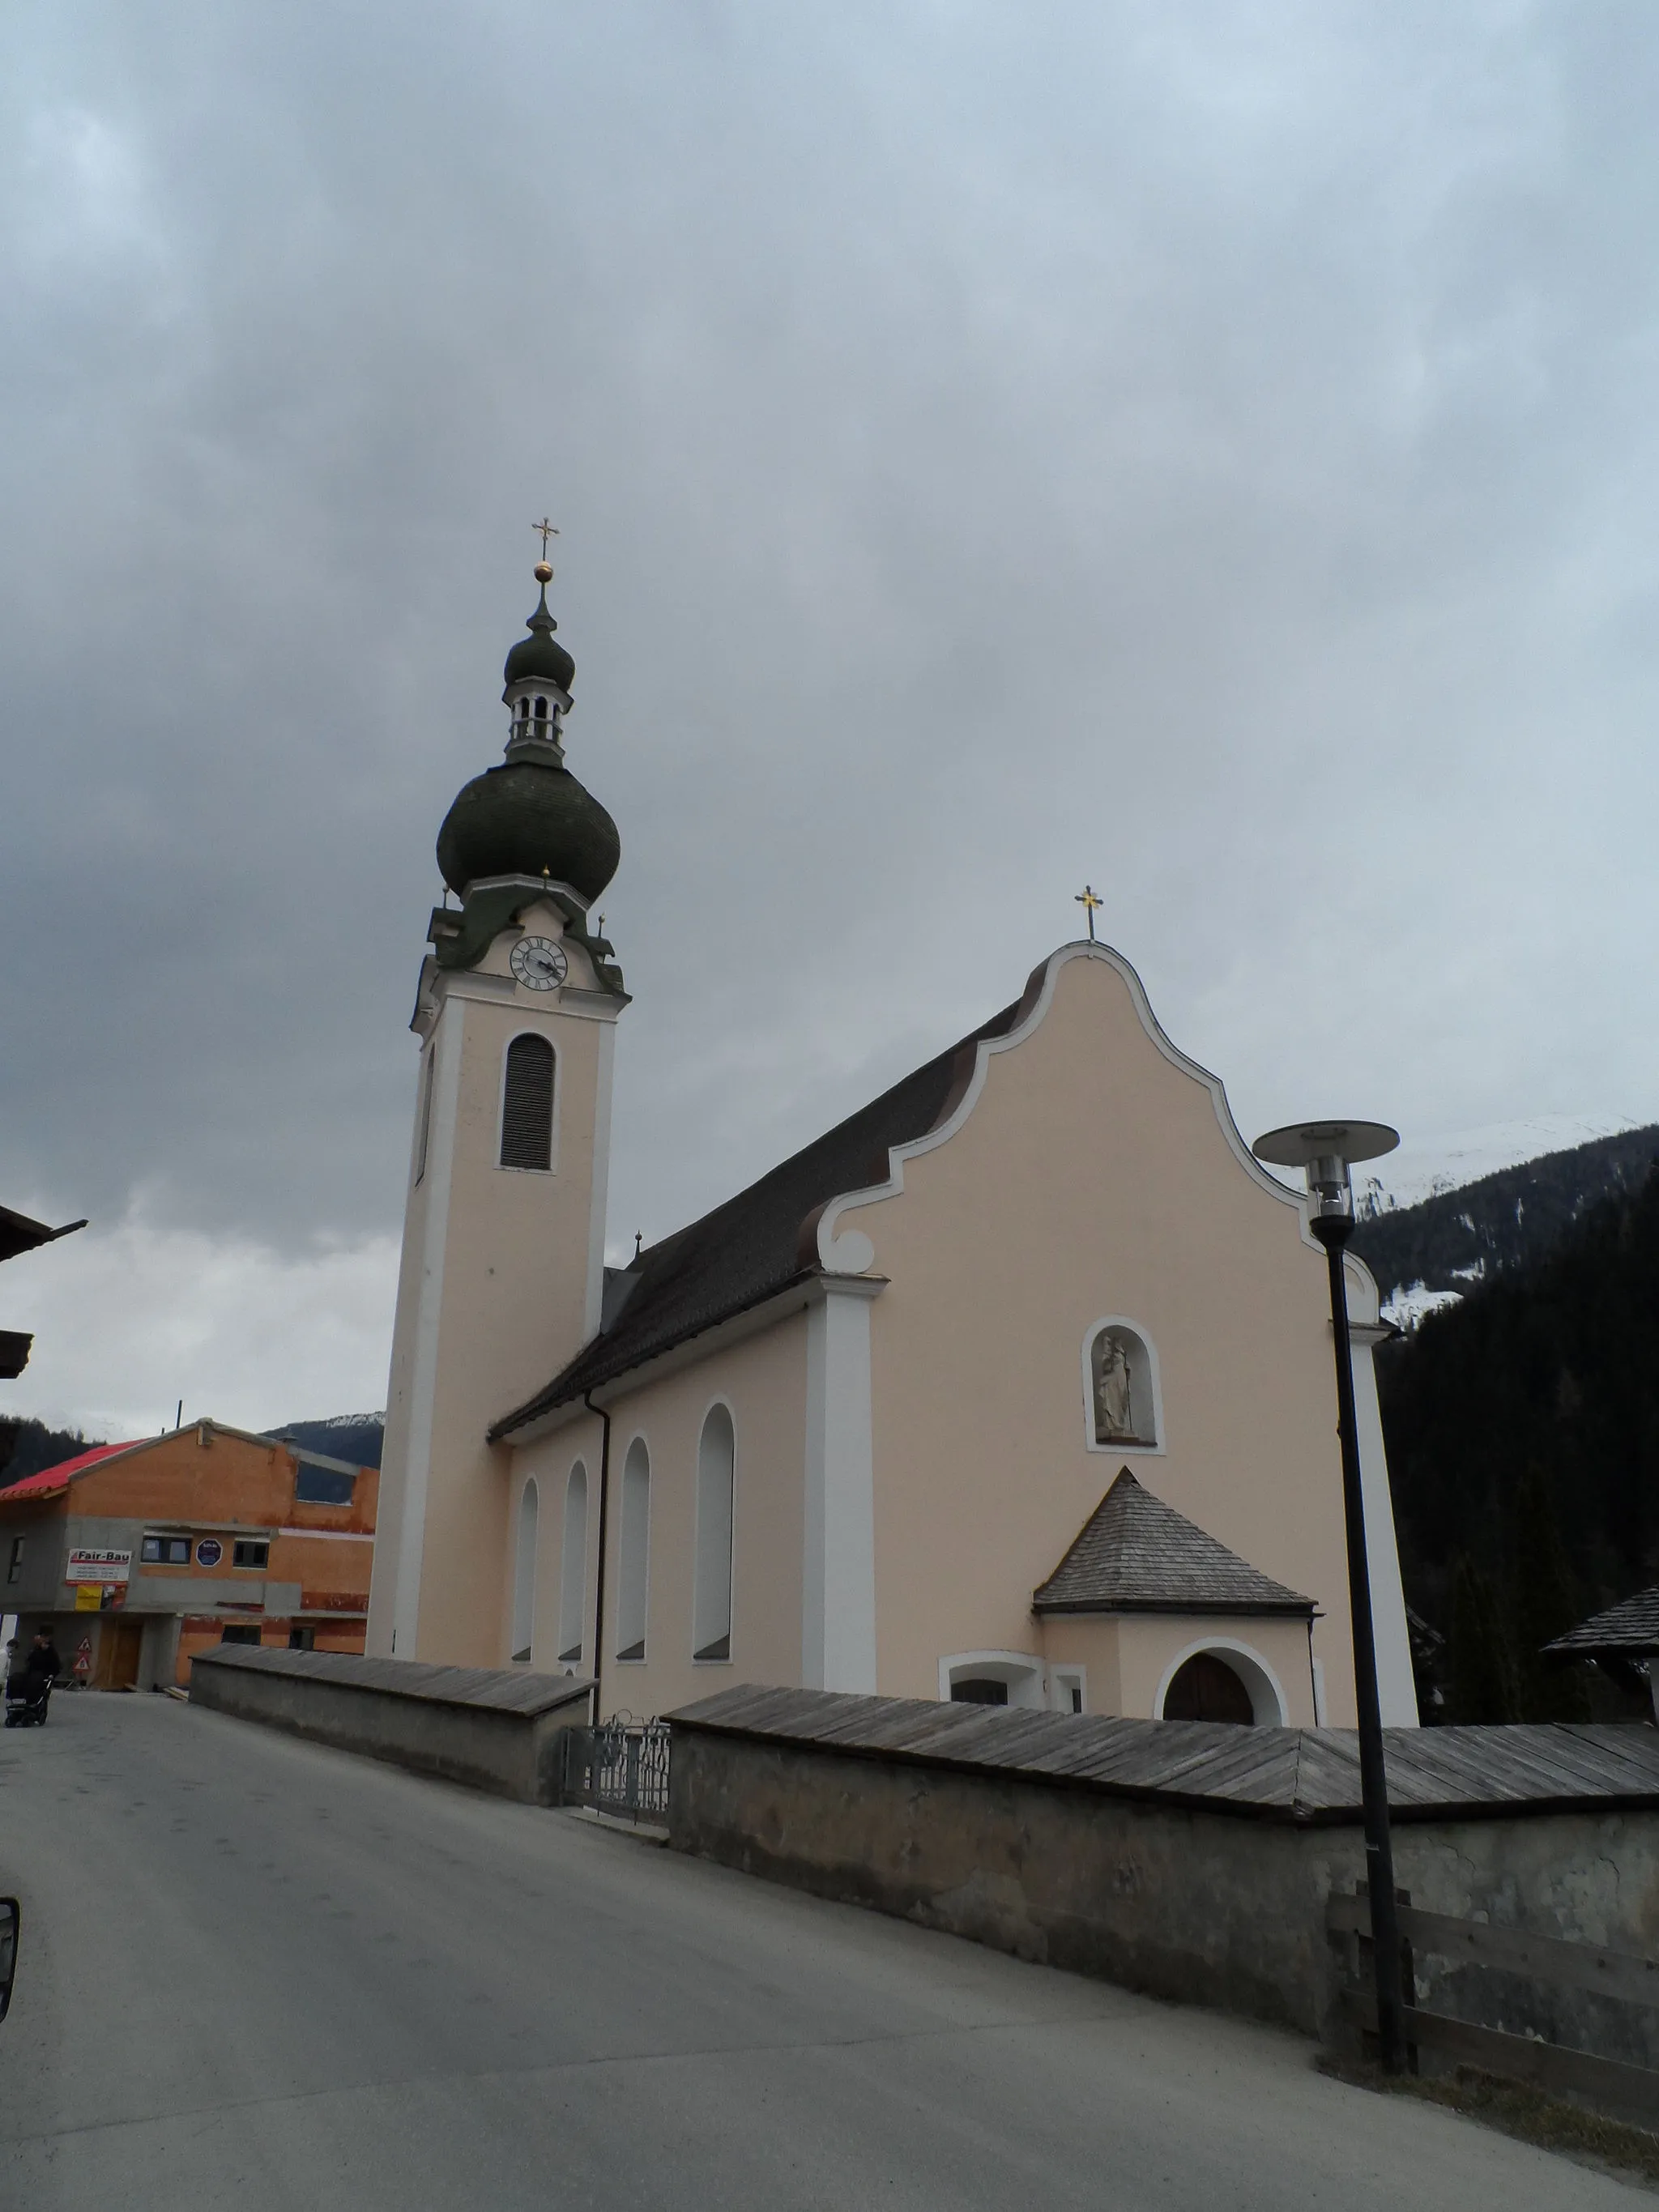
top-left (1032, 1468), bottom-right (1315, 1617)
top-left (491, 990), bottom-right (1033, 1437)
top-left (1544, 1585), bottom-right (1659, 1660)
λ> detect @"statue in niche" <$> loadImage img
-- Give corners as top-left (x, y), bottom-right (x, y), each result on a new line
top-left (1094, 1331), bottom-right (1140, 1444)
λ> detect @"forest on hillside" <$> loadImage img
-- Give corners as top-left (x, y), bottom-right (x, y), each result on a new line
top-left (1376, 1161), bottom-right (1659, 1722)
top-left (1351, 1123), bottom-right (1659, 1302)
top-left (0, 1415), bottom-right (103, 1487)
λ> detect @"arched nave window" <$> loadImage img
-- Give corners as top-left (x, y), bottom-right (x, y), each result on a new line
top-left (693, 1404), bottom-right (735, 1662)
top-left (499, 1034), bottom-right (556, 1172)
top-left (616, 1438), bottom-right (650, 1662)
top-left (558, 1462), bottom-right (588, 1664)
top-left (510, 1477), bottom-right (538, 1663)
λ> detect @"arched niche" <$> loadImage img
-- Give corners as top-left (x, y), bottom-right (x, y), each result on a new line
top-left (1081, 1317), bottom-right (1163, 1453)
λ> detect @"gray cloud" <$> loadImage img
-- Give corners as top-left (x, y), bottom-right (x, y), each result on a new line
top-left (4, 2), bottom-right (1659, 1421)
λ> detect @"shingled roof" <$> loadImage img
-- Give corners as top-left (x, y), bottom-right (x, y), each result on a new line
top-left (1033, 1469), bottom-right (1314, 1617)
top-left (1545, 1586), bottom-right (1659, 1659)
top-left (491, 991), bottom-right (1033, 1438)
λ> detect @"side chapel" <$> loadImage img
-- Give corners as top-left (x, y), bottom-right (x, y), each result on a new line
top-left (366, 567), bottom-right (1418, 1731)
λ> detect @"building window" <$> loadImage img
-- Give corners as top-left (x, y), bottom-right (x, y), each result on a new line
top-left (1046, 1666), bottom-right (1086, 1714)
top-left (294, 1462), bottom-right (355, 1507)
top-left (1084, 1319), bottom-right (1162, 1451)
top-left (692, 1404), bottom-right (735, 1662)
top-left (232, 1540), bottom-right (270, 1570)
top-left (557, 1460), bottom-right (588, 1663)
top-left (141, 1535), bottom-right (190, 1565)
top-left (6, 1536), bottom-right (22, 1585)
top-left (220, 1624), bottom-right (260, 1646)
top-left (615, 1438), bottom-right (650, 1661)
top-left (288, 1626), bottom-right (316, 1651)
top-left (534, 695), bottom-right (547, 722)
top-left (950, 1677), bottom-right (1008, 1706)
top-left (499, 1035), bottom-right (556, 1172)
top-left (511, 1477), bottom-right (538, 1663)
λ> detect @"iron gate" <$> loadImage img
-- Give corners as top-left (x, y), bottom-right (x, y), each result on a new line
top-left (562, 1715), bottom-right (672, 1823)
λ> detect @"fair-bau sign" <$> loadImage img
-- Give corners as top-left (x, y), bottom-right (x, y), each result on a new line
top-left (64, 1549), bottom-right (133, 1584)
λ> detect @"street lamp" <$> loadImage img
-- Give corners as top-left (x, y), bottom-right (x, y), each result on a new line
top-left (1252, 1118), bottom-right (1406, 2076)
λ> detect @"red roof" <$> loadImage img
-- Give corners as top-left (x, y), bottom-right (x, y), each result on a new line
top-left (0, 1440), bottom-right (147, 1501)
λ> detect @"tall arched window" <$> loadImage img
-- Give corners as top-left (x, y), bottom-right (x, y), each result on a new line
top-left (558, 1461), bottom-right (588, 1664)
top-left (693, 1404), bottom-right (735, 1661)
top-left (511, 1477), bottom-right (538, 1663)
top-left (616, 1438), bottom-right (650, 1661)
top-left (499, 1034), bottom-right (555, 1171)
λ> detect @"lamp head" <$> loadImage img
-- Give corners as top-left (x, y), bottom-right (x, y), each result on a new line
top-left (1252, 1119), bottom-right (1400, 1224)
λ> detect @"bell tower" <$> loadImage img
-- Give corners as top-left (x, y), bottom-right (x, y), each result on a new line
top-left (367, 555), bottom-right (628, 1667)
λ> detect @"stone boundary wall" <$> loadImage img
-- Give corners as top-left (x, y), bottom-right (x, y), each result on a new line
top-left (190, 1645), bottom-right (592, 1805)
top-left (668, 1717), bottom-right (1659, 2061)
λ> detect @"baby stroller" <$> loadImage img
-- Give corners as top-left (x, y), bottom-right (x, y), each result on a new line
top-left (3, 1674), bottom-right (50, 1728)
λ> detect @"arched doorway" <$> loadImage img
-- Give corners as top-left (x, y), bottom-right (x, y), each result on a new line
top-left (1162, 1651), bottom-right (1255, 1724)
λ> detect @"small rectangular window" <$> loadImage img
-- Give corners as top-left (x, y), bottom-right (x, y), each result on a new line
top-left (220, 1624), bottom-right (260, 1646)
top-left (141, 1536), bottom-right (161, 1563)
top-left (232, 1540), bottom-right (270, 1570)
top-left (6, 1536), bottom-right (22, 1585)
top-left (145, 1534), bottom-right (190, 1564)
top-left (168, 1537), bottom-right (190, 1565)
top-left (288, 1626), bottom-right (316, 1651)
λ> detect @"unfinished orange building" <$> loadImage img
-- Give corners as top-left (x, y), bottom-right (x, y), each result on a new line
top-left (0, 1421), bottom-right (377, 1690)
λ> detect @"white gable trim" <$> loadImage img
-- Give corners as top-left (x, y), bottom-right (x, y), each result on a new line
top-left (816, 940), bottom-right (1312, 1271)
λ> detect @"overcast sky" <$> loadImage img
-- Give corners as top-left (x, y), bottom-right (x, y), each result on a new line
top-left (5, 2), bottom-right (1658, 1439)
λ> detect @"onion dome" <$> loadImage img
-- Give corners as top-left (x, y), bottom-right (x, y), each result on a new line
top-left (502, 581), bottom-right (575, 697)
top-left (435, 559), bottom-right (619, 906)
top-left (437, 761), bottom-right (619, 903)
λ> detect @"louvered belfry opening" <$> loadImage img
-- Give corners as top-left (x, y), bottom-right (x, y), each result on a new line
top-left (500, 1034), bottom-right (556, 1170)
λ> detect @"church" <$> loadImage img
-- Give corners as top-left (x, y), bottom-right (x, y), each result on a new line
top-left (365, 565), bottom-right (1418, 1732)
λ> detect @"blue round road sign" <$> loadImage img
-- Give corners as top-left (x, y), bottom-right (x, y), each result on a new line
top-left (195, 1537), bottom-right (223, 1567)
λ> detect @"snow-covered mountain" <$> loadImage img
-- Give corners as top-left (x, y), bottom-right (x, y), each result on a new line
top-left (1346, 1116), bottom-right (1659, 1331)
top-left (271, 1411), bottom-right (386, 1466)
top-left (1355, 1115), bottom-right (1641, 1215)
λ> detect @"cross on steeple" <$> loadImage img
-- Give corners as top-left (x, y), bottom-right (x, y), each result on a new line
top-left (532, 516), bottom-right (559, 559)
top-left (1074, 883), bottom-right (1103, 942)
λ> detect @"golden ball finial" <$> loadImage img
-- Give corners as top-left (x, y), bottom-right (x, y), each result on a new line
top-left (533, 560), bottom-right (553, 585)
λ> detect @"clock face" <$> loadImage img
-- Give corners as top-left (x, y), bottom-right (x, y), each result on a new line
top-left (510, 936), bottom-right (569, 991)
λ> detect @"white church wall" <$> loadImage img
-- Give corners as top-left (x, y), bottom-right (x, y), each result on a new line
top-left (539, 1311), bottom-right (810, 1722)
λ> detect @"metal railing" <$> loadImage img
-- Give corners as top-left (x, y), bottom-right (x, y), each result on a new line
top-left (561, 1715), bottom-right (672, 1824)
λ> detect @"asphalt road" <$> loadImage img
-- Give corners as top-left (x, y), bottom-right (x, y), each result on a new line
top-left (0, 1694), bottom-right (1640, 2210)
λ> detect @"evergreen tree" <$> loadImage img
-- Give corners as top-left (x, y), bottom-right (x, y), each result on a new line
top-left (1447, 1554), bottom-right (1518, 1724)
top-left (1511, 1464), bottom-right (1593, 1722)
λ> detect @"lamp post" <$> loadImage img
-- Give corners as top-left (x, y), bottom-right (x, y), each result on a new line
top-left (1252, 1117), bottom-right (1406, 2075)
